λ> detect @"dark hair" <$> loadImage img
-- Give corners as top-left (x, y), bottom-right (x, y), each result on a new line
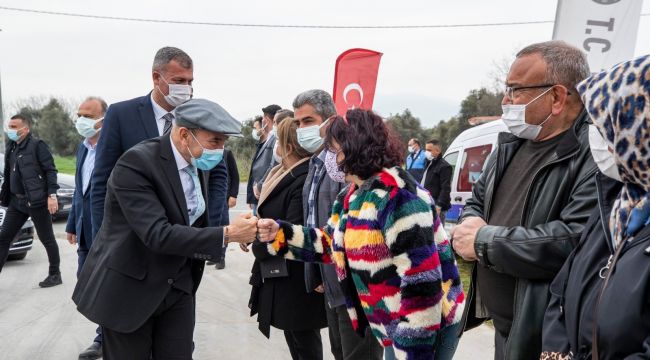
top-left (325, 109), bottom-right (404, 180)
top-left (262, 104), bottom-right (282, 118)
top-left (410, 138), bottom-right (421, 146)
top-left (252, 115), bottom-right (263, 127)
top-left (10, 114), bottom-right (31, 126)
top-left (427, 139), bottom-right (441, 147)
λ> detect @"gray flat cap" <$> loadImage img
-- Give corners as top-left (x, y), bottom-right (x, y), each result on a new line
top-left (174, 99), bottom-right (242, 137)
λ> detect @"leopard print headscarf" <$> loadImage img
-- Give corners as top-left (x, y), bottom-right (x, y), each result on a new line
top-left (578, 54), bottom-right (650, 246)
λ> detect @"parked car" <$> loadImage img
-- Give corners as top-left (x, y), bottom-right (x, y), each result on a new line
top-left (0, 206), bottom-right (35, 260)
top-left (442, 119), bottom-right (508, 224)
top-left (0, 153), bottom-right (74, 220)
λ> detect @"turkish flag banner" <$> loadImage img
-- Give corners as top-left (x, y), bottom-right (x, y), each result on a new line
top-left (332, 48), bottom-right (383, 116)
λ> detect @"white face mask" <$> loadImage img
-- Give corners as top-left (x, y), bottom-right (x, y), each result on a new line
top-left (425, 151), bottom-right (434, 161)
top-left (501, 87), bottom-right (553, 140)
top-left (408, 146), bottom-right (415, 153)
top-left (296, 119), bottom-right (329, 153)
top-left (156, 74), bottom-right (192, 108)
top-left (588, 124), bottom-right (622, 181)
top-left (272, 141), bottom-right (282, 164)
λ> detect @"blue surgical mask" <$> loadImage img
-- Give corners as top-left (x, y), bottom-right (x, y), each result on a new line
top-left (187, 131), bottom-right (224, 170)
top-left (5, 127), bottom-right (25, 142)
top-left (76, 116), bottom-right (103, 138)
top-left (296, 119), bottom-right (329, 153)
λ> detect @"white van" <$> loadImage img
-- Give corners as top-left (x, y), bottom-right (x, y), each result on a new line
top-left (442, 119), bottom-right (509, 224)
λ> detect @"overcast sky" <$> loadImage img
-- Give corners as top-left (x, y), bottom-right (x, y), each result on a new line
top-left (1, 0), bottom-right (649, 128)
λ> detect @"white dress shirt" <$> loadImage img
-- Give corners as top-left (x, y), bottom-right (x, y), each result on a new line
top-left (151, 94), bottom-right (174, 136)
top-left (81, 139), bottom-right (97, 195)
top-left (170, 139), bottom-right (200, 221)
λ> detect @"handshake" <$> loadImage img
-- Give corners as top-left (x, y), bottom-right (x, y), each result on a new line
top-left (225, 213), bottom-right (282, 244)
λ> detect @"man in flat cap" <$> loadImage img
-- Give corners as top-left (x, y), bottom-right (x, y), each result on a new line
top-left (73, 99), bottom-right (257, 359)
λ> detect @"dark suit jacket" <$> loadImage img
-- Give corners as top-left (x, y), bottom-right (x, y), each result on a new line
top-left (302, 152), bottom-right (346, 307)
top-left (73, 135), bottom-right (224, 333)
top-left (209, 149), bottom-right (239, 226)
top-left (421, 157), bottom-right (452, 211)
top-left (65, 143), bottom-right (93, 248)
top-left (246, 135), bottom-right (275, 205)
top-left (250, 160), bottom-right (327, 336)
top-left (91, 93), bottom-right (228, 239)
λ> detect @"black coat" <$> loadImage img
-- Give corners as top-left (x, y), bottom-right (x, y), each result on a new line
top-left (542, 174), bottom-right (650, 359)
top-left (421, 157), bottom-right (452, 211)
top-left (0, 133), bottom-right (59, 208)
top-left (249, 160), bottom-right (327, 337)
top-left (72, 135), bottom-right (224, 333)
top-left (460, 110), bottom-right (598, 359)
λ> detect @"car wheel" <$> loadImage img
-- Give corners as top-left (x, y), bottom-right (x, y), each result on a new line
top-left (8, 252), bottom-right (27, 260)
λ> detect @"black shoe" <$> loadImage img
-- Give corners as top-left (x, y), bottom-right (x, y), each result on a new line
top-left (215, 259), bottom-right (225, 270)
top-left (39, 273), bottom-right (62, 288)
top-left (78, 341), bottom-right (102, 360)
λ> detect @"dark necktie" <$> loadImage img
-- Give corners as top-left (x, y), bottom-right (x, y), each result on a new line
top-left (162, 113), bottom-right (174, 135)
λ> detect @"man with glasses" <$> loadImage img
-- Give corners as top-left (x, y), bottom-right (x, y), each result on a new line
top-left (451, 41), bottom-right (599, 359)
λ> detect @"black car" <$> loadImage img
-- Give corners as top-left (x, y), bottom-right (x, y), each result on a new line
top-left (0, 153), bottom-right (75, 220)
top-left (0, 206), bottom-right (34, 260)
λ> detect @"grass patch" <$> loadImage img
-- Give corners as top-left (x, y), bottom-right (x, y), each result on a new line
top-left (457, 256), bottom-right (473, 296)
top-left (54, 156), bottom-right (76, 175)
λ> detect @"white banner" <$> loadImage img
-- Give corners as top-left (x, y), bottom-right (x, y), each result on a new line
top-left (553, 0), bottom-right (644, 71)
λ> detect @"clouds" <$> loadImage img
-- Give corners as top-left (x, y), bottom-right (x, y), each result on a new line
top-left (1, 0), bottom-right (649, 124)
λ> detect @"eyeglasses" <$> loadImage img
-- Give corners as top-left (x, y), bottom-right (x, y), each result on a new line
top-left (504, 84), bottom-right (554, 100)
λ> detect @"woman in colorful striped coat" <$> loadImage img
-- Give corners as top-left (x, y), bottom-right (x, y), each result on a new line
top-left (257, 109), bottom-right (465, 360)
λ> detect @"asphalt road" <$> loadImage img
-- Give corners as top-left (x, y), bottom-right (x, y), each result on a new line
top-left (0, 184), bottom-right (494, 359)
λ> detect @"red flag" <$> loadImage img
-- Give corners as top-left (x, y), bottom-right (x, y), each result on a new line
top-left (332, 48), bottom-right (383, 116)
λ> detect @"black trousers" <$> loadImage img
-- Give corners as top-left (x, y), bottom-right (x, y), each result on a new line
top-left (284, 329), bottom-right (323, 360)
top-left (0, 196), bottom-right (60, 274)
top-left (326, 304), bottom-right (383, 360)
top-left (103, 289), bottom-right (195, 360)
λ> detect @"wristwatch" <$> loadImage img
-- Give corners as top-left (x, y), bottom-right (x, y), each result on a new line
top-left (49, 194), bottom-right (57, 200)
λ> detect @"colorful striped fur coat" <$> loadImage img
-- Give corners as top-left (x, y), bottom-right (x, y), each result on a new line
top-left (264, 167), bottom-right (465, 360)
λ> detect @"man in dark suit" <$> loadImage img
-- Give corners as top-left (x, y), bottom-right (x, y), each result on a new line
top-left (91, 46), bottom-right (228, 240)
top-left (246, 106), bottom-right (279, 215)
top-left (420, 139), bottom-right (452, 224)
top-left (65, 96), bottom-right (107, 360)
top-left (73, 99), bottom-right (258, 359)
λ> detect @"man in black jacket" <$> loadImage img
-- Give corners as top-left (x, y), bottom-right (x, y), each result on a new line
top-left (0, 114), bottom-right (61, 287)
top-left (72, 99), bottom-right (257, 359)
top-left (420, 139), bottom-right (451, 224)
top-left (451, 41), bottom-right (598, 359)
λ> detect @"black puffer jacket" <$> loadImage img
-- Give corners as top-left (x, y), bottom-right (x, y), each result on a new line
top-left (542, 174), bottom-right (650, 360)
top-left (0, 133), bottom-right (59, 208)
top-left (459, 110), bottom-right (598, 360)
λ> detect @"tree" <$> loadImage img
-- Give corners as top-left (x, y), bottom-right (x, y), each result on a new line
top-left (385, 109), bottom-right (426, 145)
top-left (226, 117), bottom-right (258, 180)
top-left (14, 97), bottom-right (79, 156)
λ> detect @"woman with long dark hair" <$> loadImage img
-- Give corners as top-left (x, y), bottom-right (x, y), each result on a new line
top-left (257, 109), bottom-right (465, 360)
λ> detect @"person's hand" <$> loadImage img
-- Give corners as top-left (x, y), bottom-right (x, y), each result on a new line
top-left (228, 197), bottom-right (237, 208)
top-left (435, 206), bottom-right (442, 215)
top-left (227, 213), bottom-right (258, 244)
top-left (257, 219), bottom-right (280, 242)
top-left (451, 217), bottom-right (487, 261)
top-left (239, 243), bottom-right (250, 252)
top-left (248, 204), bottom-right (254, 210)
top-left (47, 197), bottom-right (58, 215)
top-left (66, 232), bottom-right (77, 245)
top-left (314, 284), bottom-right (324, 293)
top-left (253, 185), bottom-right (261, 200)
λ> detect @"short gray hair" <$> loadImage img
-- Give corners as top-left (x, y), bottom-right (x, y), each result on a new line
top-left (517, 40), bottom-right (590, 92)
top-left (84, 96), bottom-right (108, 115)
top-left (292, 89), bottom-right (337, 120)
top-left (152, 47), bottom-right (193, 73)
